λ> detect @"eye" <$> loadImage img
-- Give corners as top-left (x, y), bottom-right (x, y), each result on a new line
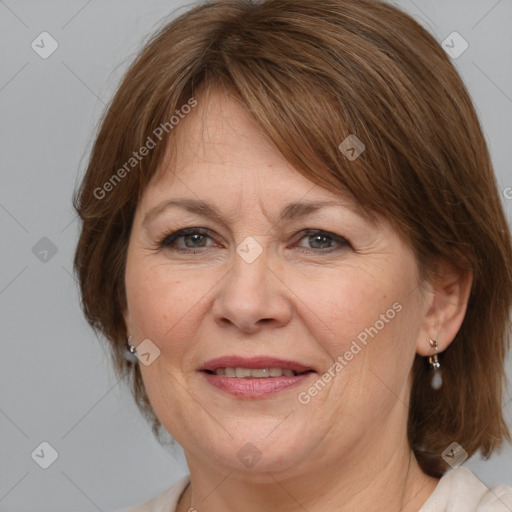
top-left (294, 230), bottom-right (351, 253)
top-left (158, 228), bottom-right (218, 251)
top-left (157, 227), bottom-right (351, 254)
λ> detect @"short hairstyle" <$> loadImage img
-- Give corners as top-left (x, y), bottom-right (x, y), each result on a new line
top-left (73, 0), bottom-right (512, 478)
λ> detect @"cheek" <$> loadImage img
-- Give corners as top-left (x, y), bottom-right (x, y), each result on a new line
top-left (289, 261), bottom-right (406, 346)
top-left (125, 264), bottom-right (172, 334)
top-left (125, 238), bottom-right (421, 365)
top-left (124, 258), bottom-right (217, 352)
top-left (291, 257), bottom-right (421, 391)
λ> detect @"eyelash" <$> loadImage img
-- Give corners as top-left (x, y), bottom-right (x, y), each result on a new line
top-left (157, 227), bottom-right (351, 254)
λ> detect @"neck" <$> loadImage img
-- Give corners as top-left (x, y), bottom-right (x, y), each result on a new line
top-left (177, 443), bottom-right (439, 512)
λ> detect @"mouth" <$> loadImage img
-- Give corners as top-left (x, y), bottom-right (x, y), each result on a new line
top-left (198, 356), bottom-right (317, 398)
top-left (203, 367), bottom-right (314, 378)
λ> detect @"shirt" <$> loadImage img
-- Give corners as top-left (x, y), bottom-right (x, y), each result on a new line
top-left (117, 467), bottom-right (512, 511)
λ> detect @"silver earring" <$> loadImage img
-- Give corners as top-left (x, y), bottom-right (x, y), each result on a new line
top-left (428, 338), bottom-right (442, 390)
top-left (124, 336), bottom-right (138, 363)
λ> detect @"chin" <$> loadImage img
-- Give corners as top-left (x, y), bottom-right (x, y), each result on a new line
top-left (192, 430), bottom-right (312, 476)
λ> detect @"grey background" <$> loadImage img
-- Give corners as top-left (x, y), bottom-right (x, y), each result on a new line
top-left (1, 0), bottom-right (511, 510)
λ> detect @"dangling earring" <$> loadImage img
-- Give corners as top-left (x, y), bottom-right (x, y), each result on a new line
top-left (427, 338), bottom-right (442, 390)
top-left (124, 335), bottom-right (138, 363)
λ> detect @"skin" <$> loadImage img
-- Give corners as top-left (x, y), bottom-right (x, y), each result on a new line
top-left (122, 86), bottom-right (472, 512)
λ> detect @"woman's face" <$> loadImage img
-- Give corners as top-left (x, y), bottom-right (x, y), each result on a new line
top-left (123, 88), bottom-right (431, 477)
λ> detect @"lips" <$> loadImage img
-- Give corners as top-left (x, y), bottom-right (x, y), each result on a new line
top-left (198, 356), bottom-right (317, 398)
top-left (198, 355), bottom-right (315, 374)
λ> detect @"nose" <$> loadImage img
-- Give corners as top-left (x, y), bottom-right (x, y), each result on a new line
top-left (212, 243), bottom-right (292, 334)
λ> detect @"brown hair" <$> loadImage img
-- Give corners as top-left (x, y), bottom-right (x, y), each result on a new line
top-left (73, 0), bottom-right (512, 478)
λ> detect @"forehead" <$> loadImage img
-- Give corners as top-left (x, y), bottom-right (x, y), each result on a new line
top-left (160, 88), bottom-right (284, 177)
top-left (150, 90), bottom-right (329, 186)
top-left (138, 86), bottom-right (379, 229)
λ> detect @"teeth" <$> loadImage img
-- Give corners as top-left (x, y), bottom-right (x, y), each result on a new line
top-left (235, 367), bottom-right (252, 378)
top-left (251, 368), bottom-right (270, 378)
top-left (224, 367), bottom-right (236, 377)
top-left (213, 367), bottom-right (301, 378)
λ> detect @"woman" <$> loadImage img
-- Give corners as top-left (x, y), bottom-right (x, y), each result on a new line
top-left (73, 0), bottom-right (512, 510)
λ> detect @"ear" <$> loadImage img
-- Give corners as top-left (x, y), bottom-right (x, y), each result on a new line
top-left (416, 258), bottom-right (473, 356)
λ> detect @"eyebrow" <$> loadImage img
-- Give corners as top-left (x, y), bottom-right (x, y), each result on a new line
top-left (142, 197), bottom-right (372, 229)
